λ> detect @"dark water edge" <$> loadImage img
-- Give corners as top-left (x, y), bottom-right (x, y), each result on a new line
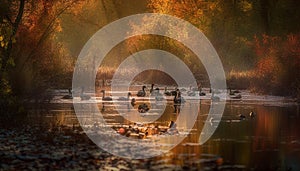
top-left (1, 102), bottom-right (300, 170)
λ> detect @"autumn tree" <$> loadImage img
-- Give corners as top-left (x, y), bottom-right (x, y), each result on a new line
top-left (11, 0), bottom-right (88, 98)
top-left (0, 0), bottom-right (89, 116)
top-left (252, 34), bottom-right (300, 96)
top-left (0, 0), bottom-right (25, 117)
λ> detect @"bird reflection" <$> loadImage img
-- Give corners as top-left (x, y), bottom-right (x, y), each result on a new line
top-left (173, 89), bottom-right (184, 114)
top-left (101, 102), bottom-right (105, 112)
top-left (127, 98), bottom-right (136, 112)
top-left (174, 104), bottom-right (181, 114)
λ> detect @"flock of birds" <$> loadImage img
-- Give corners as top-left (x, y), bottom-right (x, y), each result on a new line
top-left (239, 111), bottom-right (256, 120)
top-left (62, 84), bottom-right (246, 115)
top-left (62, 84), bottom-right (188, 113)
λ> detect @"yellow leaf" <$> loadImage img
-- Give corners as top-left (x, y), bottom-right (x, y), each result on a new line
top-left (7, 57), bottom-right (15, 67)
top-left (0, 36), bottom-right (3, 41)
top-left (12, 37), bottom-right (16, 43)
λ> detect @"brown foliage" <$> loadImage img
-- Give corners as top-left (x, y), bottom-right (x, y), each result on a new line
top-left (8, 0), bottom-right (87, 97)
top-left (252, 33), bottom-right (300, 96)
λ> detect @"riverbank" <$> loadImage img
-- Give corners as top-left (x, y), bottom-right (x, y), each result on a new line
top-left (0, 125), bottom-right (224, 170)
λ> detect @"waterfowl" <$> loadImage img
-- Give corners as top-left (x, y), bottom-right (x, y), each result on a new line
top-left (153, 88), bottom-right (164, 101)
top-left (198, 85), bottom-right (206, 96)
top-left (211, 92), bottom-right (220, 101)
top-left (239, 114), bottom-right (246, 120)
top-left (199, 92), bottom-right (206, 96)
top-left (131, 98), bottom-right (136, 106)
top-left (233, 90), bottom-right (240, 94)
top-left (150, 84), bottom-right (154, 94)
top-left (174, 91), bottom-right (185, 104)
top-left (100, 90), bottom-right (112, 101)
top-left (180, 88), bottom-right (187, 92)
top-left (231, 94), bottom-right (242, 99)
top-left (151, 87), bottom-right (159, 96)
top-left (164, 87), bottom-right (172, 96)
top-left (169, 121), bottom-right (176, 128)
top-left (137, 86), bottom-right (146, 97)
top-left (249, 111), bottom-right (255, 118)
top-left (138, 103), bottom-right (149, 113)
top-left (118, 92), bottom-right (131, 101)
top-left (80, 87), bottom-right (91, 100)
top-left (229, 88), bottom-right (235, 96)
top-left (229, 88), bottom-right (241, 96)
top-left (171, 87), bottom-right (178, 96)
top-left (62, 88), bottom-right (73, 99)
top-left (187, 90), bottom-right (196, 96)
top-left (167, 121), bottom-right (178, 134)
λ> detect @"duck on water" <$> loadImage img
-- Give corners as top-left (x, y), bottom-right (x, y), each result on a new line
top-left (174, 90), bottom-right (185, 104)
top-left (118, 92), bottom-right (132, 101)
top-left (164, 87), bottom-right (172, 96)
top-left (138, 103), bottom-right (150, 113)
top-left (100, 90), bottom-right (112, 101)
top-left (153, 88), bottom-right (164, 101)
top-left (137, 86), bottom-right (146, 97)
top-left (239, 111), bottom-right (256, 120)
top-left (150, 84), bottom-right (155, 94)
top-left (62, 88), bottom-right (73, 99)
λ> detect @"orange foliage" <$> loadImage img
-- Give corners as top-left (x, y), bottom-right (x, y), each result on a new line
top-left (10, 0), bottom-right (88, 91)
top-left (282, 34), bottom-right (300, 65)
top-left (148, 0), bottom-right (211, 31)
top-left (127, 0), bottom-right (214, 68)
top-left (253, 33), bottom-right (300, 96)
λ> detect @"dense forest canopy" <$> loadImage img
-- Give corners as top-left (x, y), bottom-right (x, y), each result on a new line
top-left (0, 0), bottom-right (299, 114)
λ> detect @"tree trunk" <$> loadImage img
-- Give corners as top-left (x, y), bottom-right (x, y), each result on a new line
top-left (260, 0), bottom-right (270, 34)
top-left (2, 0), bottom-right (25, 72)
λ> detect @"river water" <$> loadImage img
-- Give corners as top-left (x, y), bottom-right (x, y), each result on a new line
top-left (22, 89), bottom-right (300, 170)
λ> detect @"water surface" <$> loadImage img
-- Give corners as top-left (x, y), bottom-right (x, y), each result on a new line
top-left (25, 95), bottom-right (300, 170)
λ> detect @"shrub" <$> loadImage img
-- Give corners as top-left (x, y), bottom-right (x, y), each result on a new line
top-left (252, 33), bottom-right (300, 96)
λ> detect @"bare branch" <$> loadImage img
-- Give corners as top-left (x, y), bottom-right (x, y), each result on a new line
top-left (13, 0), bottom-right (25, 35)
